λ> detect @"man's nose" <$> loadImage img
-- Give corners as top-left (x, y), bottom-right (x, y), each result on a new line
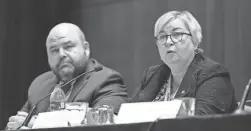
top-left (59, 48), bottom-right (67, 57)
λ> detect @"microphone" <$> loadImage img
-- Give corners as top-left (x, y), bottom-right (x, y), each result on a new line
top-left (233, 78), bottom-right (251, 114)
top-left (18, 65), bottom-right (103, 128)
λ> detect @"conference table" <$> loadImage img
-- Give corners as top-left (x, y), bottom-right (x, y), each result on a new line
top-left (5, 114), bottom-right (251, 131)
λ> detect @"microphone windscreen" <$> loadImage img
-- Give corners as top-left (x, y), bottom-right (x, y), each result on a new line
top-left (94, 65), bottom-right (103, 72)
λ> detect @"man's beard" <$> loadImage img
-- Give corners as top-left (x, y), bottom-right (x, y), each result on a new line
top-left (52, 65), bottom-right (74, 82)
top-left (52, 58), bottom-right (87, 82)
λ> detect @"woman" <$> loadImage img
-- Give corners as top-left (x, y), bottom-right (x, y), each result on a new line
top-left (130, 11), bottom-right (237, 115)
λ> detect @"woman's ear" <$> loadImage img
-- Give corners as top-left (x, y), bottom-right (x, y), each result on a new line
top-left (192, 39), bottom-right (199, 49)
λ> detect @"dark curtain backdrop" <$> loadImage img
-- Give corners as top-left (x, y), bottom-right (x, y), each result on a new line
top-left (1, 0), bottom-right (251, 129)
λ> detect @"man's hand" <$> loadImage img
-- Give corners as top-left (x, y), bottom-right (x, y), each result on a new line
top-left (7, 111), bottom-right (28, 130)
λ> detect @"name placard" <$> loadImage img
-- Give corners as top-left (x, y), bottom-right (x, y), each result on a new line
top-left (117, 100), bottom-right (182, 124)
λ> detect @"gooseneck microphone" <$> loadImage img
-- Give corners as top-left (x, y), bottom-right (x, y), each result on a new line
top-left (18, 65), bottom-right (103, 129)
top-left (233, 78), bottom-right (251, 114)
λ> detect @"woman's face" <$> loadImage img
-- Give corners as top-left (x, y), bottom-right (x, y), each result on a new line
top-left (156, 18), bottom-right (196, 66)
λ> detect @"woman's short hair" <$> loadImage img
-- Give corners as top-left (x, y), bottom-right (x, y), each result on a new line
top-left (154, 11), bottom-right (202, 48)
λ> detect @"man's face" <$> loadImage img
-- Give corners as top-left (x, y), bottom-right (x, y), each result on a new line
top-left (46, 30), bottom-right (89, 82)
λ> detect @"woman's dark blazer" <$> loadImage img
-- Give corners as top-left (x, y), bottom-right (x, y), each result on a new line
top-left (130, 54), bottom-right (237, 115)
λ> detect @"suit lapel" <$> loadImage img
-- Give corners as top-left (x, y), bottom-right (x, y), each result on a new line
top-left (66, 73), bottom-right (90, 102)
top-left (66, 59), bottom-right (98, 102)
top-left (174, 54), bottom-right (201, 98)
top-left (137, 64), bottom-right (171, 101)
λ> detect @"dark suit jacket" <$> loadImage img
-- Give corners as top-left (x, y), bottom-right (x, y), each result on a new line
top-left (21, 59), bottom-right (128, 114)
top-left (130, 54), bottom-right (237, 115)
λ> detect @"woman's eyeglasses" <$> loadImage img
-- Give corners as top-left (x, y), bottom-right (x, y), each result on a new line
top-left (155, 32), bottom-right (192, 46)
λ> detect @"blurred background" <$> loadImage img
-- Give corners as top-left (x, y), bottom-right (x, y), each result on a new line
top-left (1, 0), bottom-right (251, 129)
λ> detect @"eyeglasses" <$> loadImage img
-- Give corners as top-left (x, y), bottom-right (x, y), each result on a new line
top-left (155, 32), bottom-right (192, 46)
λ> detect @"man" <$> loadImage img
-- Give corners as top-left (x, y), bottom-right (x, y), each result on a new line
top-left (6, 23), bottom-right (128, 129)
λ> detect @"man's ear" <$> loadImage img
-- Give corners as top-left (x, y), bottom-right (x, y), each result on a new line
top-left (82, 41), bottom-right (90, 57)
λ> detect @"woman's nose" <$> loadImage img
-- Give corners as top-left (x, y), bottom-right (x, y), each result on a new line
top-left (165, 36), bottom-right (175, 47)
top-left (166, 35), bottom-right (173, 44)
